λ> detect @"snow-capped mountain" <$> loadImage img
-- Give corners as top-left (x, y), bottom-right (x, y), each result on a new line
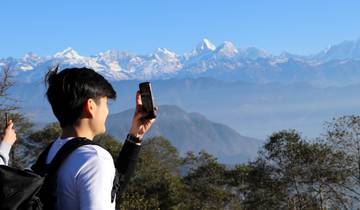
top-left (2, 38), bottom-right (360, 85)
top-left (314, 38), bottom-right (360, 61)
top-left (190, 38), bottom-right (216, 57)
top-left (216, 41), bottom-right (238, 57)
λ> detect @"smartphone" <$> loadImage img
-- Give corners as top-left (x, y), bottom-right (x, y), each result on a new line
top-left (139, 82), bottom-right (157, 119)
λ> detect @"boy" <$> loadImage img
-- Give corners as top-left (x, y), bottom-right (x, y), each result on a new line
top-left (41, 67), bottom-right (155, 209)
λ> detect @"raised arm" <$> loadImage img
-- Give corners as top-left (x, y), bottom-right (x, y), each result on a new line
top-left (114, 91), bottom-right (156, 194)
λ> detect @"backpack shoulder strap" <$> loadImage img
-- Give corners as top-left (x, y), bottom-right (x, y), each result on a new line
top-left (32, 138), bottom-right (97, 175)
top-left (37, 137), bottom-right (97, 210)
top-left (47, 137), bottom-right (97, 175)
top-left (31, 141), bottom-right (56, 175)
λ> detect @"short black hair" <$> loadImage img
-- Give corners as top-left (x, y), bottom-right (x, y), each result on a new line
top-left (45, 67), bottom-right (116, 127)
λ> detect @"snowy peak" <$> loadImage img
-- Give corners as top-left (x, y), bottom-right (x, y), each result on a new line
top-left (98, 50), bottom-right (122, 61)
top-left (216, 41), bottom-right (238, 57)
top-left (98, 50), bottom-right (119, 58)
top-left (316, 38), bottom-right (360, 61)
top-left (154, 48), bottom-right (177, 59)
top-left (13, 52), bottom-right (42, 71)
top-left (149, 48), bottom-right (182, 75)
top-left (190, 38), bottom-right (216, 57)
top-left (54, 47), bottom-right (81, 59)
top-left (22, 52), bottom-right (41, 62)
top-left (241, 47), bottom-right (271, 60)
top-left (197, 38), bottom-right (216, 51)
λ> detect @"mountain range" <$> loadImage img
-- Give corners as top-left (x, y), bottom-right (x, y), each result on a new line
top-left (3, 38), bottom-right (360, 164)
top-left (1, 38), bottom-right (360, 86)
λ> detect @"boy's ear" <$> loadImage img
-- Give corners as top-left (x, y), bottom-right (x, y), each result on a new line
top-left (83, 98), bottom-right (96, 118)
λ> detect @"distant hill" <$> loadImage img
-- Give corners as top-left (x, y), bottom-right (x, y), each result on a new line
top-left (106, 105), bottom-right (262, 164)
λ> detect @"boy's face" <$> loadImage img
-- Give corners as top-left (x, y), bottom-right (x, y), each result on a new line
top-left (91, 96), bottom-right (109, 135)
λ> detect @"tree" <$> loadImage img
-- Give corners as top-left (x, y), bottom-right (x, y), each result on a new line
top-left (242, 130), bottom-right (353, 209)
top-left (325, 115), bottom-right (360, 181)
top-left (118, 136), bottom-right (185, 210)
top-left (7, 113), bottom-right (34, 168)
top-left (0, 65), bottom-right (17, 112)
top-left (94, 133), bottom-right (122, 157)
top-left (241, 159), bottom-right (287, 210)
top-left (324, 115), bottom-right (360, 208)
top-left (181, 151), bottom-right (236, 210)
top-left (0, 65), bottom-right (34, 168)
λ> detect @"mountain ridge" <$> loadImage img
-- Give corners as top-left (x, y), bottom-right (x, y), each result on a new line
top-left (2, 38), bottom-right (360, 86)
top-left (106, 104), bottom-right (262, 164)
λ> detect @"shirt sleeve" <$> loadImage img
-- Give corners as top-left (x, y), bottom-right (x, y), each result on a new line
top-left (115, 140), bottom-right (141, 194)
top-left (0, 141), bottom-right (12, 165)
top-left (76, 148), bottom-right (116, 210)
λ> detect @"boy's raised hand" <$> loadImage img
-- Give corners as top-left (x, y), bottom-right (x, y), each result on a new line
top-left (129, 91), bottom-right (156, 139)
top-left (2, 120), bottom-right (17, 146)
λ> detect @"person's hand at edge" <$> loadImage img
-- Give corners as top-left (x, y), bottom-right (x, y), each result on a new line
top-left (1, 120), bottom-right (17, 146)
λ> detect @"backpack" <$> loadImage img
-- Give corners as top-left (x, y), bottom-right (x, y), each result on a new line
top-left (0, 138), bottom-right (97, 210)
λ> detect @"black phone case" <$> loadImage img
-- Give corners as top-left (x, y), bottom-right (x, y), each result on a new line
top-left (139, 82), bottom-right (157, 119)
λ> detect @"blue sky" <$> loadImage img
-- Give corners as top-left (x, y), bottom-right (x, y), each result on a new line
top-left (1, 0), bottom-right (360, 57)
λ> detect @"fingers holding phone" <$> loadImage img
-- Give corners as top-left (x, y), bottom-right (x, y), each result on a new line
top-left (129, 82), bottom-right (157, 139)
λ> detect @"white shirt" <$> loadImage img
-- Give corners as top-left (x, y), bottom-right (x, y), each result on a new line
top-left (0, 141), bottom-right (11, 165)
top-left (46, 137), bottom-right (116, 210)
